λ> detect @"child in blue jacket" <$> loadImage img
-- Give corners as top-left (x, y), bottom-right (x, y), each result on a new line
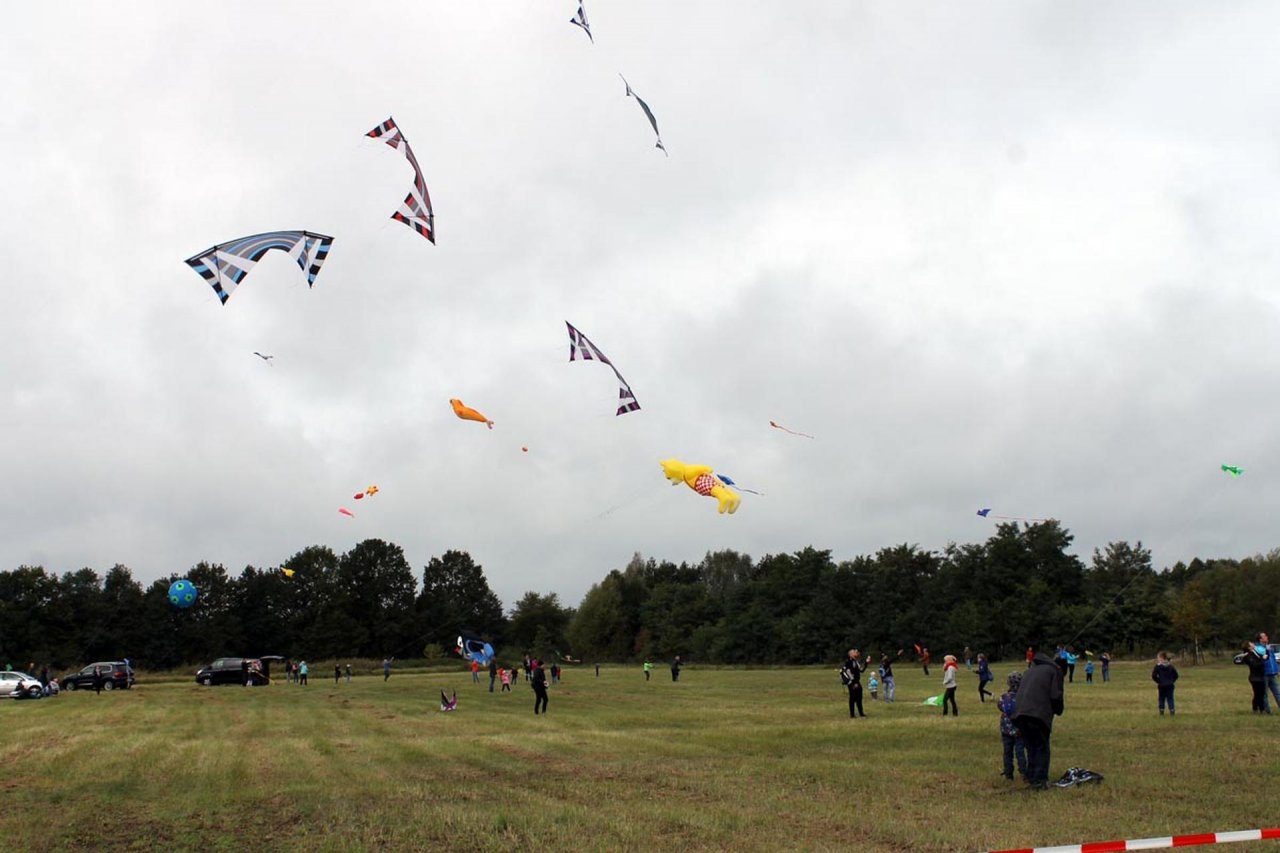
top-left (997, 671), bottom-right (1027, 781)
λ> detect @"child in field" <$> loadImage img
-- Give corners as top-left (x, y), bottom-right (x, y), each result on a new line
top-left (1152, 651), bottom-right (1178, 716)
top-left (976, 654), bottom-right (993, 702)
top-left (1084, 658), bottom-right (1095, 684)
top-left (868, 671), bottom-right (879, 700)
top-left (997, 671), bottom-right (1028, 781)
top-left (500, 667), bottom-right (512, 691)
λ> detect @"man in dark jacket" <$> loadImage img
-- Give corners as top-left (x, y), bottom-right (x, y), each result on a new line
top-left (531, 659), bottom-right (549, 714)
top-left (840, 649), bottom-right (867, 718)
top-left (1013, 652), bottom-right (1065, 789)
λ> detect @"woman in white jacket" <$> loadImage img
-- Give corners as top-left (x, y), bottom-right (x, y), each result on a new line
top-left (941, 655), bottom-right (959, 716)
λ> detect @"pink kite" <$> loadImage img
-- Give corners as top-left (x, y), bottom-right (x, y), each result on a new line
top-left (770, 420), bottom-right (814, 439)
top-left (338, 508), bottom-right (354, 518)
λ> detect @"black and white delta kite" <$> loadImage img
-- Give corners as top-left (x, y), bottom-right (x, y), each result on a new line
top-left (620, 75), bottom-right (666, 156)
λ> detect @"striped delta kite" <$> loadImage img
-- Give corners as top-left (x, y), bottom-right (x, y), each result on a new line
top-left (569, 1), bottom-right (593, 42)
top-left (367, 117), bottom-right (436, 244)
top-left (184, 231), bottom-right (333, 304)
top-left (620, 75), bottom-right (666, 156)
top-left (566, 322), bottom-right (640, 415)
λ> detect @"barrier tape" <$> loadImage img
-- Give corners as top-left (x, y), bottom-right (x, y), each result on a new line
top-left (985, 827), bottom-right (1280, 853)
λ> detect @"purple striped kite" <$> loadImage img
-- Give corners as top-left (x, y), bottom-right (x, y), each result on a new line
top-left (566, 321), bottom-right (640, 416)
top-left (367, 116), bottom-right (435, 244)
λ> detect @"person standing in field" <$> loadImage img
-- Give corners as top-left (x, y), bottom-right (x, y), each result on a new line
top-left (868, 670), bottom-right (879, 701)
top-left (345, 664), bottom-right (352, 683)
top-left (976, 654), bottom-right (994, 703)
top-left (471, 659), bottom-right (480, 683)
top-left (671, 656), bottom-right (682, 682)
top-left (1100, 652), bottom-right (1111, 683)
top-left (1256, 633), bottom-right (1280, 712)
top-left (1152, 651), bottom-right (1178, 716)
top-left (997, 671), bottom-right (1028, 782)
top-left (840, 649), bottom-right (867, 718)
top-left (500, 667), bottom-right (512, 692)
top-left (963, 646), bottom-right (973, 670)
top-left (334, 664), bottom-right (341, 685)
top-left (1064, 646), bottom-right (1078, 683)
top-left (1084, 658), bottom-right (1095, 684)
top-left (382, 657), bottom-right (392, 681)
top-left (941, 655), bottom-right (959, 716)
top-left (643, 660), bottom-right (652, 681)
top-left (488, 659), bottom-right (498, 693)
top-left (1014, 651), bottom-right (1065, 790)
top-left (299, 661), bottom-right (309, 686)
top-left (93, 665), bottom-right (105, 695)
top-left (532, 659), bottom-right (549, 714)
top-left (1234, 642), bottom-right (1267, 713)
top-left (880, 651), bottom-right (903, 702)
top-left (921, 647), bottom-right (931, 677)
top-left (1025, 646), bottom-right (1034, 668)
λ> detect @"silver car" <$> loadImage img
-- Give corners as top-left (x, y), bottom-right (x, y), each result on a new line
top-left (1, 671), bottom-right (44, 699)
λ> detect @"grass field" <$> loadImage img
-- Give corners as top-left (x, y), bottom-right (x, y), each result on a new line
top-left (1, 660), bottom-right (1277, 852)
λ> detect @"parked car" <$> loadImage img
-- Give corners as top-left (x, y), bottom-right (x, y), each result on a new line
top-left (196, 657), bottom-right (268, 686)
top-left (1, 671), bottom-right (45, 699)
top-left (63, 662), bottom-right (134, 691)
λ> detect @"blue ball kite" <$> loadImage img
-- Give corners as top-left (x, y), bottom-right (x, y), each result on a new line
top-left (168, 579), bottom-right (198, 609)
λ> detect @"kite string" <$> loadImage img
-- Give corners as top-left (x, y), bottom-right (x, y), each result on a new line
top-left (1065, 570), bottom-right (1146, 649)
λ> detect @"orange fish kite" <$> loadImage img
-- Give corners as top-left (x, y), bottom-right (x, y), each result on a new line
top-left (450, 399), bottom-right (493, 429)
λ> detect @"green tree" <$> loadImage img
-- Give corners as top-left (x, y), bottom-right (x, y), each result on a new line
top-left (417, 550), bottom-right (506, 650)
top-left (334, 539), bottom-right (418, 658)
top-left (508, 592), bottom-right (572, 655)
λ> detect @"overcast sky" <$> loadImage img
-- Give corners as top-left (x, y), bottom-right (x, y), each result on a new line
top-left (3, 1), bottom-right (1279, 607)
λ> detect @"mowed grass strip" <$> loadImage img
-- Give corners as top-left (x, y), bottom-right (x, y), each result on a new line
top-left (1, 661), bottom-right (1277, 852)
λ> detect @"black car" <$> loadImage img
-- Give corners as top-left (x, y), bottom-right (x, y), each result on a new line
top-left (63, 662), bottom-right (134, 691)
top-left (196, 657), bottom-right (269, 686)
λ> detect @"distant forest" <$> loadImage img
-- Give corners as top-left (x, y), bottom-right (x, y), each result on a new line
top-left (1, 523), bottom-right (1276, 671)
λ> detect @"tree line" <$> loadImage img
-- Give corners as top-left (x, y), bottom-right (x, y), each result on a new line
top-left (1, 522), bottom-right (1276, 671)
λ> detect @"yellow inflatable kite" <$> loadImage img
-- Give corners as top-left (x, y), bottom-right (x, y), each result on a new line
top-left (659, 458), bottom-right (740, 514)
top-left (450, 399), bottom-right (493, 429)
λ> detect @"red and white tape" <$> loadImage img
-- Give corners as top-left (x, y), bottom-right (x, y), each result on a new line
top-left (986, 827), bottom-right (1280, 853)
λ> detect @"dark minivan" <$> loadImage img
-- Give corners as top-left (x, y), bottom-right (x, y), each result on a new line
top-left (196, 657), bottom-right (274, 686)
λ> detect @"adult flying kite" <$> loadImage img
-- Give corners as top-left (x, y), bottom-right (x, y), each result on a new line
top-left (569, 1), bottom-right (593, 42)
top-left (367, 117), bottom-right (435, 244)
top-left (620, 75), bottom-right (666, 155)
top-left (184, 231), bottom-right (333, 304)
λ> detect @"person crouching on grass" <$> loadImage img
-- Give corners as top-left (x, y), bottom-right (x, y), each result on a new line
top-left (1152, 651), bottom-right (1178, 716)
top-left (941, 655), bottom-right (959, 716)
